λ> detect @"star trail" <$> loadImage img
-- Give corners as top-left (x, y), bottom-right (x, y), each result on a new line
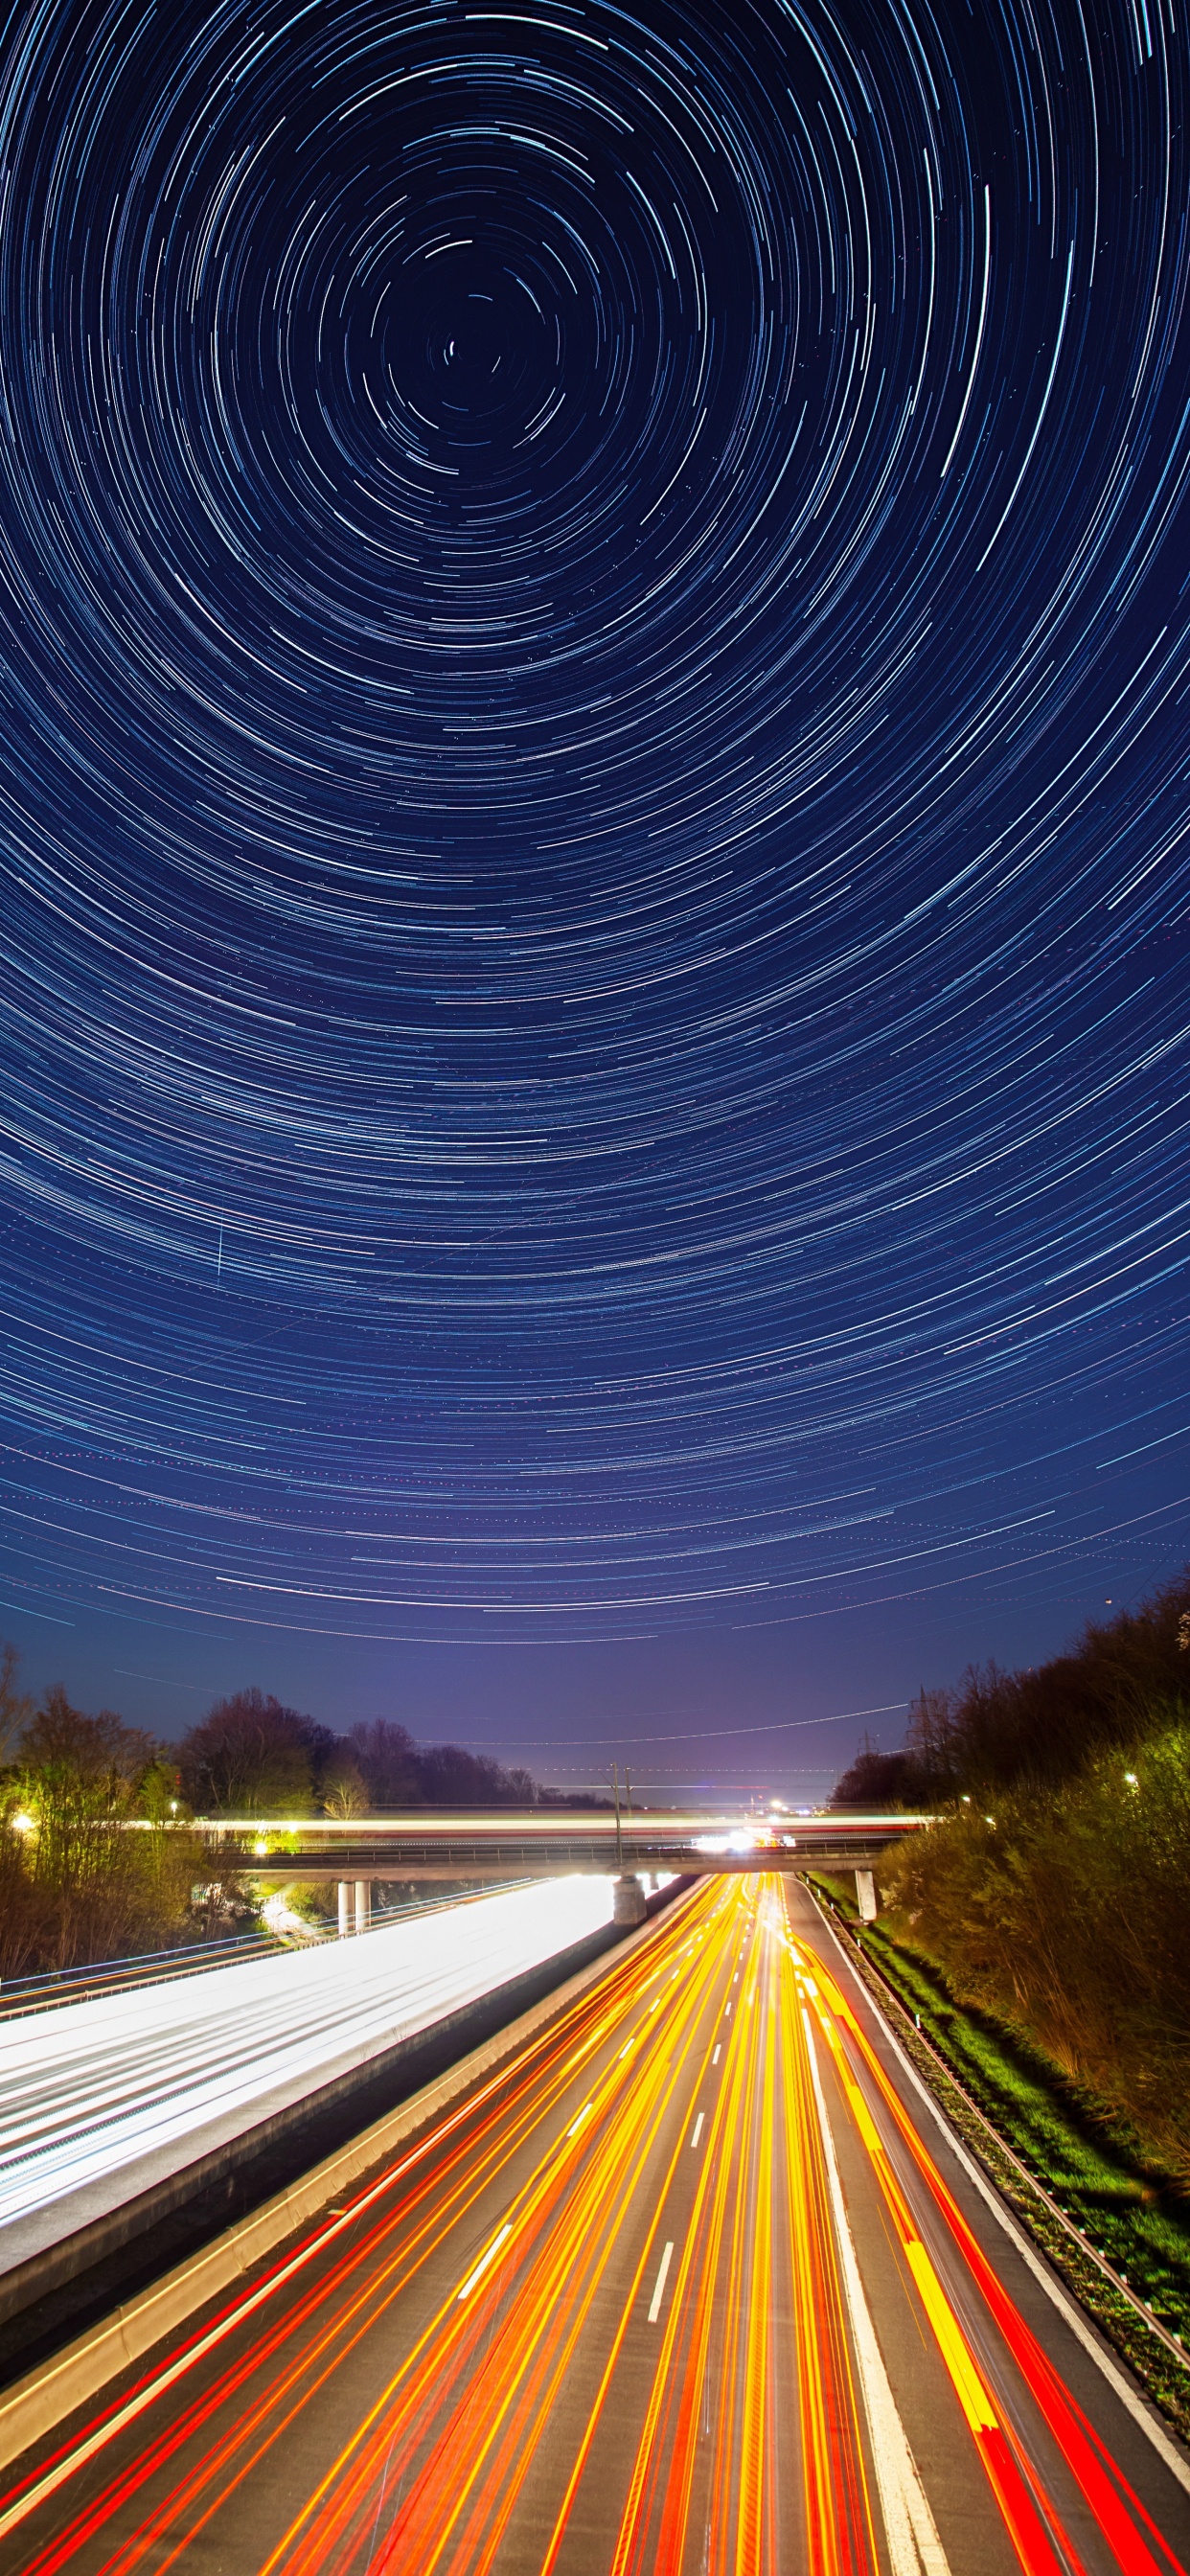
top-left (1, 0), bottom-right (1188, 1744)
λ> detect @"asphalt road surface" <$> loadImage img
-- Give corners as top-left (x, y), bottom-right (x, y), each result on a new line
top-left (3, 1875), bottom-right (1189, 2574)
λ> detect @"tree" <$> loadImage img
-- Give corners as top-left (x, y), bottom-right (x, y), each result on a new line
top-left (880, 1713), bottom-right (1190, 2184)
top-left (177, 1689), bottom-right (319, 1815)
top-left (19, 1691), bottom-right (160, 1892)
top-left (413, 1742), bottom-right (533, 1807)
top-left (344, 1720), bottom-right (539, 1808)
top-left (10, 1689), bottom-right (199, 1971)
top-left (345, 1718), bottom-right (422, 1808)
top-left (832, 1741), bottom-right (924, 1806)
top-left (904, 1685), bottom-right (962, 1797)
top-left (889, 1568), bottom-right (1190, 1800)
top-left (321, 1758), bottom-right (369, 1818)
top-left (0, 1638), bottom-right (33, 1766)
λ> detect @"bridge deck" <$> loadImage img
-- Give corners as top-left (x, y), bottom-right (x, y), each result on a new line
top-left (191, 1810), bottom-right (927, 1881)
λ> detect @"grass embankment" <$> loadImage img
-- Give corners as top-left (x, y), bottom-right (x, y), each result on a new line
top-left (806, 1872), bottom-right (1190, 2440)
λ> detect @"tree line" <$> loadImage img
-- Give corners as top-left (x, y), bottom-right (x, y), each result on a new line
top-left (176, 1688), bottom-right (541, 1817)
top-left (833, 1568), bottom-right (1190, 1805)
top-left (836, 1568), bottom-right (1190, 2185)
top-left (0, 1660), bottom-right (550, 1978)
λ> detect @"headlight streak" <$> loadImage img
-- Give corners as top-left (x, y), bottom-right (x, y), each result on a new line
top-left (0, 1878), bottom-right (615, 2238)
top-left (0, 0), bottom-right (1188, 1657)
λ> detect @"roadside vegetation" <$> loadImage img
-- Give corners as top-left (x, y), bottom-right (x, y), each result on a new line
top-left (835, 1569), bottom-right (1190, 2185)
top-left (0, 1648), bottom-right (208, 1978)
top-left (808, 1869), bottom-right (1190, 2436)
top-left (877, 1721), bottom-right (1190, 2182)
top-left (824, 1566), bottom-right (1190, 2426)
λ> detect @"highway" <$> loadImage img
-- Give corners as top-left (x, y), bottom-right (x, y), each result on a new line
top-left (3, 1875), bottom-right (1188, 2575)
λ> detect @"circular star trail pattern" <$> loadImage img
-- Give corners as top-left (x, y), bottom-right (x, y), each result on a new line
top-left (1, 0), bottom-right (1189, 1651)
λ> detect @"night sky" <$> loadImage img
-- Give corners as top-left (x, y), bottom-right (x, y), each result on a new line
top-left (2, 0), bottom-right (1188, 1797)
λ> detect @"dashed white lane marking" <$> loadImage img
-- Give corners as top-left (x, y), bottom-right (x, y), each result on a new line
top-left (690, 2112), bottom-right (704, 2150)
top-left (648, 2241), bottom-right (675, 2324)
top-left (457, 2222), bottom-right (513, 2303)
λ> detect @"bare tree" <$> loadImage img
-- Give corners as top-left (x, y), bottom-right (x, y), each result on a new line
top-left (346, 1718), bottom-right (422, 1807)
top-left (321, 1758), bottom-right (369, 1818)
top-left (178, 1689), bottom-right (319, 1814)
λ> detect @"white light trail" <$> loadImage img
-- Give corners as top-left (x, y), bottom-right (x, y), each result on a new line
top-left (0, 1879), bottom-right (614, 2250)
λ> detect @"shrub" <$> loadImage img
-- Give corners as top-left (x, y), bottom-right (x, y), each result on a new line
top-left (881, 1714), bottom-right (1190, 2184)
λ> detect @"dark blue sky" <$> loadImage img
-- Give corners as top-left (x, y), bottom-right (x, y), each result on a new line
top-left (2, 0), bottom-right (1188, 1798)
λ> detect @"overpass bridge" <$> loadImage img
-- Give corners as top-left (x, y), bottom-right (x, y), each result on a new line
top-left (198, 1807), bottom-right (927, 1881)
top-left (196, 1808), bottom-right (927, 1923)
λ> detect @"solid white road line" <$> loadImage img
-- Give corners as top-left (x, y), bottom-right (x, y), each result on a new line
top-left (804, 2010), bottom-right (950, 2576)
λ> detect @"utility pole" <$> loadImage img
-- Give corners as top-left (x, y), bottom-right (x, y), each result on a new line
top-left (610, 1759), bottom-right (646, 1927)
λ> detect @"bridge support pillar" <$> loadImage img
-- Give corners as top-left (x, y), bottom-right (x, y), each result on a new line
top-left (613, 1874), bottom-right (647, 1928)
top-left (337, 1880), bottom-right (353, 1939)
top-left (855, 1868), bottom-right (878, 1923)
top-left (355, 1879), bottom-right (372, 1934)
